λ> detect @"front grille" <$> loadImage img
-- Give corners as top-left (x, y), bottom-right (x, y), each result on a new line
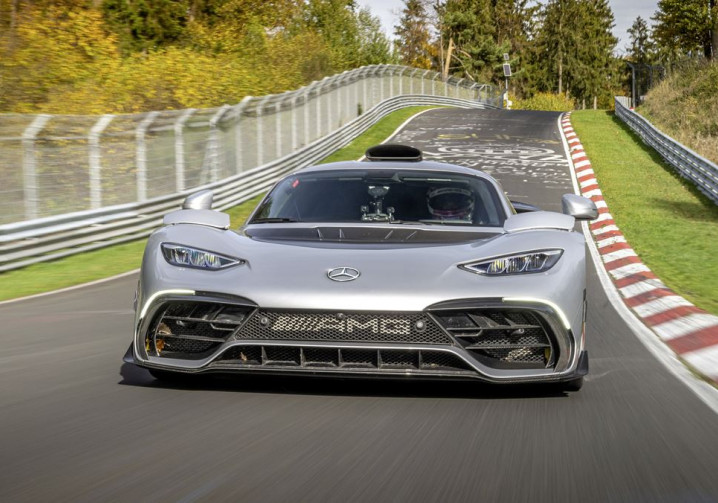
top-left (432, 308), bottom-right (556, 369)
top-left (214, 345), bottom-right (473, 373)
top-left (146, 301), bottom-right (254, 360)
top-left (237, 311), bottom-right (452, 345)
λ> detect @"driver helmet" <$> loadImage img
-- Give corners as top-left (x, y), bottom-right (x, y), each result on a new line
top-left (427, 186), bottom-right (474, 220)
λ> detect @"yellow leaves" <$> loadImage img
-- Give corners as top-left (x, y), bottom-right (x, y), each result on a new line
top-left (0, 1), bottom-right (381, 114)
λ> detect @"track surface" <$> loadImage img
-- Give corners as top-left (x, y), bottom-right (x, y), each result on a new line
top-left (3, 109), bottom-right (718, 502)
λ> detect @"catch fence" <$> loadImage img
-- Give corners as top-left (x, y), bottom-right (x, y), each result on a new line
top-left (0, 65), bottom-right (501, 271)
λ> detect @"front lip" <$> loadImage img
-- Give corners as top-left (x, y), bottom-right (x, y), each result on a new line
top-left (132, 292), bottom-right (582, 383)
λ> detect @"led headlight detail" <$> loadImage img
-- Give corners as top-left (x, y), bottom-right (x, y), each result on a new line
top-left (461, 249), bottom-right (563, 276)
top-left (161, 243), bottom-right (244, 270)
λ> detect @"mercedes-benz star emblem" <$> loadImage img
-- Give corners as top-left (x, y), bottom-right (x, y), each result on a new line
top-left (327, 267), bottom-right (360, 282)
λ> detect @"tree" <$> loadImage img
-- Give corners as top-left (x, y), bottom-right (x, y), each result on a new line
top-left (574, 0), bottom-right (617, 108)
top-left (652, 0), bottom-right (717, 60)
top-left (357, 7), bottom-right (393, 66)
top-left (394, 0), bottom-right (432, 69)
top-left (440, 0), bottom-right (508, 82)
top-left (532, 0), bottom-right (578, 95)
top-left (102, 0), bottom-right (188, 54)
top-left (304, 0), bottom-right (361, 70)
top-left (626, 16), bottom-right (653, 63)
top-left (531, 0), bottom-right (616, 108)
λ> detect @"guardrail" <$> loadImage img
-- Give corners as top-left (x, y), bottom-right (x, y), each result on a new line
top-left (1, 86), bottom-right (499, 272)
top-left (615, 96), bottom-right (718, 205)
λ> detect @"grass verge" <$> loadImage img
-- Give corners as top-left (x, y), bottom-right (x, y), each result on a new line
top-left (0, 106), bottom-right (435, 302)
top-left (571, 110), bottom-right (718, 315)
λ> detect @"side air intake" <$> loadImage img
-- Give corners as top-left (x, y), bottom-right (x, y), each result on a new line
top-left (365, 144), bottom-right (422, 162)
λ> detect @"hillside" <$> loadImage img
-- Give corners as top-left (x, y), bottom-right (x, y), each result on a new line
top-left (639, 61), bottom-right (718, 164)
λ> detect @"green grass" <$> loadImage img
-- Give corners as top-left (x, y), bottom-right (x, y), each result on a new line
top-left (319, 106), bottom-right (436, 163)
top-left (0, 106), bottom-right (435, 302)
top-left (571, 110), bottom-right (718, 315)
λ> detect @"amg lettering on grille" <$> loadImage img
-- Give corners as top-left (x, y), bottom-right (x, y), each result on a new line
top-left (271, 316), bottom-right (411, 335)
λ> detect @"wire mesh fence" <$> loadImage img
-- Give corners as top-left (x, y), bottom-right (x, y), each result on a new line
top-left (0, 65), bottom-right (500, 226)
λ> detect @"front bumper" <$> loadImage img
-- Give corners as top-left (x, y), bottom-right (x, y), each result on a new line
top-left (128, 292), bottom-right (587, 384)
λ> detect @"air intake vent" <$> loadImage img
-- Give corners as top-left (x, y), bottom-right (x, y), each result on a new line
top-left (365, 144), bottom-right (422, 162)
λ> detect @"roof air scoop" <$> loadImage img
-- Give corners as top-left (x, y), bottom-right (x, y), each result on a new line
top-left (365, 144), bottom-right (423, 162)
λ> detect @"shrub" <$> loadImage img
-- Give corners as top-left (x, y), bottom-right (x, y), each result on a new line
top-left (513, 92), bottom-right (575, 112)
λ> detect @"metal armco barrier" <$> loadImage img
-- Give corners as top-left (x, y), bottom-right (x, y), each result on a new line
top-left (1, 86), bottom-right (499, 272)
top-left (615, 96), bottom-right (718, 205)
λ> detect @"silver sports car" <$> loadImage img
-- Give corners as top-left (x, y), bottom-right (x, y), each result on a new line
top-left (124, 144), bottom-right (597, 391)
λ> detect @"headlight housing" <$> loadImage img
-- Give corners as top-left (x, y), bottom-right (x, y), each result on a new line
top-left (460, 249), bottom-right (563, 276)
top-left (161, 243), bottom-right (244, 270)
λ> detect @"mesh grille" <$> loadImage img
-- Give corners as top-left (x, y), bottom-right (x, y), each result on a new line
top-left (147, 301), bottom-right (253, 360)
top-left (213, 346), bottom-right (472, 374)
top-left (264, 346), bottom-right (300, 365)
top-left (480, 347), bottom-right (547, 363)
top-left (161, 338), bottom-right (219, 355)
top-left (341, 349), bottom-right (378, 367)
top-left (433, 308), bottom-right (555, 368)
top-left (420, 352), bottom-right (472, 371)
top-left (219, 346), bottom-right (262, 365)
top-left (304, 348), bottom-right (339, 367)
top-left (469, 328), bottom-right (547, 347)
top-left (381, 350), bottom-right (418, 368)
top-left (238, 311), bottom-right (451, 344)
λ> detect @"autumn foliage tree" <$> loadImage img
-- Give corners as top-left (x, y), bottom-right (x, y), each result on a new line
top-left (0, 0), bottom-right (393, 114)
top-left (394, 0), bottom-right (432, 69)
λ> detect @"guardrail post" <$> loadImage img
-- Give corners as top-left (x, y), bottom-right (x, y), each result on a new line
top-left (336, 75), bottom-right (342, 128)
top-left (275, 101), bottom-right (282, 159)
top-left (363, 71), bottom-right (368, 112)
top-left (291, 93), bottom-right (300, 151)
top-left (209, 105), bottom-right (231, 183)
top-left (353, 72), bottom-right (359, 116)
top-left (303, 87), bottom-right (311, 146)
top-left (379, 65), bottom-right (386, 102)
top-left (22, 114), bottom-right (51, 220)
top-left (174, 108), bottom-right (195, 192)
top-left (256, 96), bottom-right (271, 166)
top-left (421, 70), bottom-right (429, 95)
top-left (409, 68), bottom-right (417, 94)
top-left (326, 79), bottom-right (333, 131)
top-left (136, 111), bottom-right (159, 202)
top-left (233, 96), bottom-right (252, 174)
top-left (398, 67), bottom-right (404, 95)
top-left (88, 114), bottom-right (114, 209)
top-left (316, 81), bottom-right (324, 141)
top-left (456, 78), bottom-right (463, 98)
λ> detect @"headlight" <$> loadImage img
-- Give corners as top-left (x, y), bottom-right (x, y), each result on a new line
top-left (460, 249), bottom-right (563, 276)
top-left (161, 243), bottom-right (244, 270)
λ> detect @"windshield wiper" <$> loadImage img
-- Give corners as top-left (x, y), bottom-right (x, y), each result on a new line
top-left (250, 217), bottom-right (298, 224)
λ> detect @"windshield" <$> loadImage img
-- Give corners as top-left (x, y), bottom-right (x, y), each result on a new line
top-left (249, 169), bottom-right (507, 227)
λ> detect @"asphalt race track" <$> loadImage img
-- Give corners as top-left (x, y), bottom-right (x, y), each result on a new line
top-left (2, 109), bottom-right (718, 502)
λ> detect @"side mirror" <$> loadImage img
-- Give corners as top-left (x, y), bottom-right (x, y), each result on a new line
top-left (182, 190), bottom-right (214, 210)
top-left (561, 194), bottom-right (598, 220)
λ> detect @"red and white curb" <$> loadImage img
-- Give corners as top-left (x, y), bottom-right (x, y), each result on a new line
top-left (561, 113), bottom-right (718, 385)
